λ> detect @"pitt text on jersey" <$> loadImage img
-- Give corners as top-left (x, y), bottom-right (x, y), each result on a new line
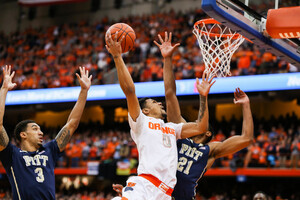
top-left (23, 154), bottom-right (49, 167)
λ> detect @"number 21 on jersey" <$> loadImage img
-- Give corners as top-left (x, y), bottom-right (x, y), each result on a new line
top-left (177, 156), bottom-right (193, 175)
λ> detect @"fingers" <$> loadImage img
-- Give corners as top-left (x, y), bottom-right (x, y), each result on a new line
top-left (168, 32), bottom-right (172, 42)
top-left (2, 66), bottom-right (5, 76)
top-left (89, 75), bottom-right (92, 81)
top-left (8, 65), bottom-right (11, 74)
top-left (153, 40), bottom-right (160, 48)
top-left (164, 31), bottom-right (168, 42)
top-left (3, 65), bottom-right (14, 76)
top-left (119, 35), bottom-right (125, 44)
top-left (105, 45), bottom-right (110, 52)
top-left (114, 31), bottom-right (118, 41)
top-left (75, 73), bottom-right (80, 80)
top-left (158, 34), bottom-right (164, 44)
top-left (106, 31), bottom-right (112, 45)
top-left (210, 80), bottom-right (216, 87)
top-left (208, 74), bottom-right (217, 84)
top-left (233, 98), bottom-right (238, 104)
top-left (196, 77), bottom-right (199, 85)
top-left (173, 43), bottom-right (180, 49)
top-left (11, 71), bottom-right (15, 78)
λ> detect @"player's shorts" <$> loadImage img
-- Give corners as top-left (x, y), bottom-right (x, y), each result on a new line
top-left (121, 175), bottom-right (173, 200)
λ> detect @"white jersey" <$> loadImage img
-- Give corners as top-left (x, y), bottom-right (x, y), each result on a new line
top-left (128, 111), bottom-right (183, 187)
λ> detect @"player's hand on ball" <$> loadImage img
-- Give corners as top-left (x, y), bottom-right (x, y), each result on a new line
top-left (76, 66), bottom-right (92, 90)
top-left (105, 31), bottom-right (124, 58)
top-left (233, 88), bottom-right (249, 105)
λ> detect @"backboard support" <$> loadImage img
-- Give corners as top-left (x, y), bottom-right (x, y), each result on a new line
top-left (201, 0), bottom-right (300, 68)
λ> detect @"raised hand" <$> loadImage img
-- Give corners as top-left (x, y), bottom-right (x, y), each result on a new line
top-left (196, 71), bottom-right (216, 97)
top-left (105, 31), bottom-right (124, 58)
top-left (76, 66), bottom-right (92, 90)
top-left (1, 65), bottom-right (17, 91)
top-left (233, 88), bottom-right (249, 105)
top-left (154, 32), bottom-right (180, 58)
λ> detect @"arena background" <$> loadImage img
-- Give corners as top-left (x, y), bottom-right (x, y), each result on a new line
top-left (0, 0), bottom-right (300, 199)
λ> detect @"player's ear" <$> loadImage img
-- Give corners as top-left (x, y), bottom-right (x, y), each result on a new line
top-left (20, 131), bottom-right (27, 139)
top-left (206, 131), bottom-right (212, 137)
top-left (142, 108), bottom-right (150, 115)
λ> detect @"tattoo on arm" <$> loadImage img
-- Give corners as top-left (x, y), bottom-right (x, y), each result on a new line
top-left (197, 95), bottom-right (207, 122)
top-left (0, 126), bottom-right (9, 148)
top-left (55, 127), bottom-right (71, 151)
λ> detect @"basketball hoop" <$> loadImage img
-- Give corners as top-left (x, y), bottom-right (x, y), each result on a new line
top-left (193, 18), bottom-right (250, 77)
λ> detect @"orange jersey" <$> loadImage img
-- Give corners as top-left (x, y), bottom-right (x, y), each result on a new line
top-left (128, 111), bottom-right (183, 188)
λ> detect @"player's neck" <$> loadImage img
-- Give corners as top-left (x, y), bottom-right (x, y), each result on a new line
top-left (20, 141), bottom-right (39, 152)
top-left (147, 113), bottom-right (164, 120)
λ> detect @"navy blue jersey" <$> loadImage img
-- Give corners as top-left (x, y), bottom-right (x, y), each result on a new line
top-left (0, 140), bottom-right (61, 200)
top-left (172, 138), bottom-right (210, 200)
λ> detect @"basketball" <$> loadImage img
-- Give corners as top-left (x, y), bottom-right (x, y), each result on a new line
top-left (105, 23), bottom-right (136, 53)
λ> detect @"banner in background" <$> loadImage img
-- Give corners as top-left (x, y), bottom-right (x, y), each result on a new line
top-left (5, 72), bottom-right (300, 105)
top-left (18, 0), bottom-right (87, 6)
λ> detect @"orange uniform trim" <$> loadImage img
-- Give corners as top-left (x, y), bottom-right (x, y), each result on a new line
top-left (139, 174), bottom-right (173, 196)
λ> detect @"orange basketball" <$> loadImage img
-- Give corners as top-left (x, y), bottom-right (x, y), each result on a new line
top-left (106, 23), bottom-right (136, 53)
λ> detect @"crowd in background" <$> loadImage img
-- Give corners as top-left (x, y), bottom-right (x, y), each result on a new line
top-left (0, 8), bottom-right (298, 90)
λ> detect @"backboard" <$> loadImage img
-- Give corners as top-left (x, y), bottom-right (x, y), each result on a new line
top-left (201, 0), bottom-right (300, 68)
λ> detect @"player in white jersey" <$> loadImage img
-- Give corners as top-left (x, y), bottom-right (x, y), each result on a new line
top-left (106, 31), bottom-right (215, 200)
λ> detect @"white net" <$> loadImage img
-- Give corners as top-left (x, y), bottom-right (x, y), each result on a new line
top-left (193, 19), bottom-right (245, 77)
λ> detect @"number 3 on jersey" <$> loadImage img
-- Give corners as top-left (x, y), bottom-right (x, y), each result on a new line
top-left (177, 157), bottom-right (193, 175)
top-left (34, 167), bottom-right (45, 183)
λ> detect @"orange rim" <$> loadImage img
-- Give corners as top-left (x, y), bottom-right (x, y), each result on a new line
top-left (194, 18), bottom-right (252, 43)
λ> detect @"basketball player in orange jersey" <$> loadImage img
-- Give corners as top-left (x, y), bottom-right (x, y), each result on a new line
top-left (155, 32), bottom-right (254, 199)
top-left (105, 31), bottom-right (215, 200)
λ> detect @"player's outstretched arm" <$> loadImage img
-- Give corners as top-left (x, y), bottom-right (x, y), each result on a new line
top-left (209, 88), bottom-right (254, 158)
top-left (154, 32), bottom-right (184, 123)
top-left (106, 31), bottom-right (140, 121)
top-left (55, 67), bottom-right (91, 152)
top-left (0, 65), bottom-right (16, 151)
top-left (180, 72), bottom-right (216, 139)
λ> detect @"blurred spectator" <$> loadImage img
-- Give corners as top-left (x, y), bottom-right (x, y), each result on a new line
top-left (290, 136), bottom-right (300, 168)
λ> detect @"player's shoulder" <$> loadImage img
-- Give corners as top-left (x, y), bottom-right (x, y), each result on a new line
top-left (43, 139), bottom-right (58, 149)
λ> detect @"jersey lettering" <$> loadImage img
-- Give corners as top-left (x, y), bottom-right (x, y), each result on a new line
top-left (148, 122), bottom-right (175, 136)
top-left (177, 156), bottom-right (193, 175)
top-left (23, 155), bottom-right (49, 167)
top-left (34, 167), bottom-right (45, 183)
top-left (179, 144), bottom-right (203, 161)
top-left (163, 134), bottom-right (172, 148)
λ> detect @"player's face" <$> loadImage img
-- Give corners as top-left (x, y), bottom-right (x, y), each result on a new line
top-left (145, 99), bottom-right (166, 119)
top-left (24, 123), bottom-right (44, 147)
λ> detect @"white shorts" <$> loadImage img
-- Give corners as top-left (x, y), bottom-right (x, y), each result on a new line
top-left (121, 176), bottom-right (172, 200)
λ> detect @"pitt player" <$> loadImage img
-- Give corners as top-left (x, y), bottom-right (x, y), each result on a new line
top-left (155, 32), bottom-right (254, 200)
top-left (0, 66), bottom-right (92, 200)
top-left (106, 31), bottom-right (213, 200)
